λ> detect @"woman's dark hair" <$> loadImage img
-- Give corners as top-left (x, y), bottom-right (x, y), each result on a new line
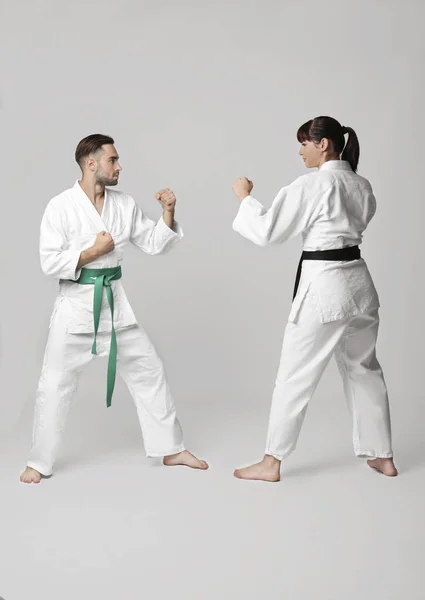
top-left (75, 133), bottom-right (115, 169)
top-left (296, 116), bottom-right (360, 172)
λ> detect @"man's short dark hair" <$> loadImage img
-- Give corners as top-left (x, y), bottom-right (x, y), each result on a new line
top-left (75, 134), bottom-right (115, 169)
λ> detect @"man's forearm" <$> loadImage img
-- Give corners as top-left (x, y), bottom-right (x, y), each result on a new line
top-left (163, 209), bottom-right (175, 230)
top-left (77, 246), bottom-right (101, 270)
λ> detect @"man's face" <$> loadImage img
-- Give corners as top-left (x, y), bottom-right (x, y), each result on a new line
top-left (93, 144), bottom-right (122, 186)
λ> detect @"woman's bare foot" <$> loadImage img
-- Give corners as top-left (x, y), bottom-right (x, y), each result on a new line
top-left (20, 467), bottom-right (42, 484)
top-left (234, 455), bottom-right (281, 482)
top-left (163, 450), bottom-right (209, 470)
top-left (367, 458), bottom-right (398, 477)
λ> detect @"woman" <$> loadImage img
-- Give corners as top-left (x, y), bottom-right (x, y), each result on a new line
top-left (232, 116), bottom-right (397, 482)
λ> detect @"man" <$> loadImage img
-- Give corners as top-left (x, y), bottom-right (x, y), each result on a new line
top-left (20, 134), bottom-right (208, 484)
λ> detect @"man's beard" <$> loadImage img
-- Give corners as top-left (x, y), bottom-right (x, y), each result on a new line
top-left (97, 172), bottom-right (119, 186)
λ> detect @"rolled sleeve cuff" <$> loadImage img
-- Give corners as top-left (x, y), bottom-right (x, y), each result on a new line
top-left (41, 249), bottom-right (83, 281)
top-left (158, 215), bottom-right (184, 240)
top-left (232, 195), bottom-right (262, 231)
top-left (68, 250), bottom-right (83, 281)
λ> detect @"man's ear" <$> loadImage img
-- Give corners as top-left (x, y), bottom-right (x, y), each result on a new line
top-left (86, 156), bottom-right (96, 171)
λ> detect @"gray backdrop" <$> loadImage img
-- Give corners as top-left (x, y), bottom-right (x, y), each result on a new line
top-left (0, 2), bottom-right (424, 600)
top-left (1, 0), bottom-right (422, 431)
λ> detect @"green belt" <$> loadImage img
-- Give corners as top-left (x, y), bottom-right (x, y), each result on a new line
top-left (74, 266), bottom-right (122, 407)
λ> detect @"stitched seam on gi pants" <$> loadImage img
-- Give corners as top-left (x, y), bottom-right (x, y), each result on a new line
top-left (338, 332), bottom-right (361, 453)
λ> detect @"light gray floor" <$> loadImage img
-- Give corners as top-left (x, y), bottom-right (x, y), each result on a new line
top-left (1, 369), bottom-right (424, 600)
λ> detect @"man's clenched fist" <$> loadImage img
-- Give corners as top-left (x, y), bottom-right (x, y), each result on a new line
top-left (232, 177), bottom-right (254, 201)
top-left (93, 231), bottom-right (115, 257)
top-left (155, 188), bottom-right (176, 212)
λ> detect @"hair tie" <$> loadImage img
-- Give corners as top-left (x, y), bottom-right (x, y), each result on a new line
top-left (341, 126), bottom-right (348, 134)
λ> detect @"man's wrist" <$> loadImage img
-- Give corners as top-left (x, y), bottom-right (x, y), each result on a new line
top-left (89, 246), bottom-right (101, 260)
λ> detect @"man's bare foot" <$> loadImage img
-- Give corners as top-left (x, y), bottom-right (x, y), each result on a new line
top-left (234, 455), bottom-right (281, 482)
top-left (163, 450), bottom-right (209, 470)
top-left (20, 467), bottom-right (42, 484)
top-left (367, 458), bottom-right (398, 477)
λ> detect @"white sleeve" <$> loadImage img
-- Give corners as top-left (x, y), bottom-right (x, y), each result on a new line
top-left (129, 198), bottom-right (184, 255)
top-left (232, 176), bottom-right (322, 247)
top-left (39, 202), bottom-right (82, 280)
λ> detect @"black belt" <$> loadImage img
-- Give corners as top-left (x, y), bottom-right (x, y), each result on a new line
top-left (293, 245), bottom-right (361, 301)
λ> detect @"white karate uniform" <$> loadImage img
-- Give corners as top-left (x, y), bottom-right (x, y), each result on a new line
top-left (233, 160), bottom-right (393, 460)
top-left (27, 181), bottom-right (185, 475)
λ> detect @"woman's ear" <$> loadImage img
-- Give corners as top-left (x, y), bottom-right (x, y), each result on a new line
top-left (320, 137), bottom-right (330, 152)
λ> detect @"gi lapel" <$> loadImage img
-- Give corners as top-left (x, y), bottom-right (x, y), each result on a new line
top-left (72, 180), bottom-right (108, 232)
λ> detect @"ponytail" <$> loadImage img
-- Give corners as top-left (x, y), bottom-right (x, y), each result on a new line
top-left (341, 126), bottom-right (360, 172)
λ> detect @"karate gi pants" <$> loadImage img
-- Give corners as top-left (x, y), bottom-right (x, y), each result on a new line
top-left (27, 314), bottom-right (185, 476)
top-left (265, 289), bottom-right (393, 461)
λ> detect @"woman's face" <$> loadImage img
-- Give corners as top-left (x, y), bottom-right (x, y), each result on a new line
top-left (299, 139), bottom-right (323, 168)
